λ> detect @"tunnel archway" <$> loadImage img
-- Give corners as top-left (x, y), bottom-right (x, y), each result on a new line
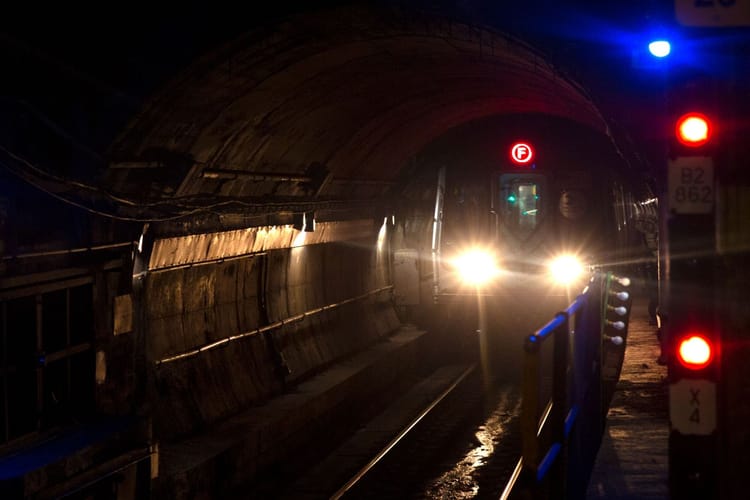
top-left (103, 5), bottom-right (616, 222)
top-left (106, 8), bottom-right (639, 496)
top-left (0, 5), bottom-right (654, 498)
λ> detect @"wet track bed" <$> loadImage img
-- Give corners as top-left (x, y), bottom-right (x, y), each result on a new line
top-left (343, 374), bottom-right (523, 499)
top-left (245, 363), bottom-right (526, 500)
top-left (240, 294), bottom-right (569, 499)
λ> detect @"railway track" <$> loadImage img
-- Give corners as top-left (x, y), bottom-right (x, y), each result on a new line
top-left (262, 362), bottom-right (524, 499)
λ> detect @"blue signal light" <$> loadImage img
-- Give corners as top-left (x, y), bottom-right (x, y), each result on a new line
top-left (648, 40), bottom-right (671, 58)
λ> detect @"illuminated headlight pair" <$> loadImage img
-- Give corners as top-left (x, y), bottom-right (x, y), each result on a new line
top-left (451, 250), bottom-right (588, 286)
top-left (547, 254), bottom-right (587, 286)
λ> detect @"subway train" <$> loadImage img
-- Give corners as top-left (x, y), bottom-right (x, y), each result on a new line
top-left (394, 114), bottom-right (658, 367)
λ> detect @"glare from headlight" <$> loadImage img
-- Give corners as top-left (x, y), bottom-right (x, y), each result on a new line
top-left (453, 249), bottom-right (500, 286)
top-left (549, 255), bottom-right (585, 285)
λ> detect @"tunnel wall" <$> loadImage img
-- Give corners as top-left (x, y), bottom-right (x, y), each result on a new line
top-left (144, 234), bottom-right (397, 440)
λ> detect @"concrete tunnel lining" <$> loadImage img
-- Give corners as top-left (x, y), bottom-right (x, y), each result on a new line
top-left (116, 4), bottom-right (621, 456)
top-left (105, 6), bottom-right (610, 209)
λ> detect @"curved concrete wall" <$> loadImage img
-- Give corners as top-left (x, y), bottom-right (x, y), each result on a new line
top-left (144, 230), bottom-right (396, 440)
top-left (146, 257), bottom-right (264, 360)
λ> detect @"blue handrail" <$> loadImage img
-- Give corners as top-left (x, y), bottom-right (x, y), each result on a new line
top-left (527, 312), bottom-right (567, 344)
top-left (503, 272), bottom-right (633, 500)
top-left (527, 289), bottom-right (588, 345)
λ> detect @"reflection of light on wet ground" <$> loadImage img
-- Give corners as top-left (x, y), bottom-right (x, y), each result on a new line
top-left (468, 422), bottom-right (496, 468)
top-left (425, 394), bottom-right (521, 498)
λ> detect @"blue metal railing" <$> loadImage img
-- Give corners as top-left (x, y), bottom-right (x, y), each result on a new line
top-left (501, 271), bottom-right (633, 499)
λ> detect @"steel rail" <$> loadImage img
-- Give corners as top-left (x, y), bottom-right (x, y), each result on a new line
top-left (331, 363), bottom-right (477, 499)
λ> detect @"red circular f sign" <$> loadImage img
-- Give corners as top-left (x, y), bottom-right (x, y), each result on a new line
top-left (510, 142), bottom-right (534, 165)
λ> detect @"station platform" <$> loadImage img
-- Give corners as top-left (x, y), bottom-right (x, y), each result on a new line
top-left (586, 295), bottom-right (669, 499)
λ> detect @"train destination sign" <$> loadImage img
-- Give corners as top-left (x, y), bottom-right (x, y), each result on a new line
top-left (510, 142), bottom-right (534, 165)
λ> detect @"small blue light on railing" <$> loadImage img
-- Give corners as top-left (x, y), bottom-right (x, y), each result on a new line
top-left (608, 305), bottom-right (628, 316)
top-left (605, 335), bottom-right (624, 346)
top-left (615, 276), bottom-right (631, 287)
top-left (610, 290), bottom-right (630, 301)
top-left (606, 320), bottom-right (626, 331)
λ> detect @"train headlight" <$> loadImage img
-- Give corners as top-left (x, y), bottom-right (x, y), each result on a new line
top-left (452, 248), bottom-right (500, 286)
top-left (548, 254), bottom-right (585, 286)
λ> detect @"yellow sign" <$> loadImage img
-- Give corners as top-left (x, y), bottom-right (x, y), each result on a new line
top-left (676, 0), bottom-right (750, 26)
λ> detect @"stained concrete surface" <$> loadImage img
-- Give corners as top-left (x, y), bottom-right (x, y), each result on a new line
top-left (586, 297), bottom-right (669, 499)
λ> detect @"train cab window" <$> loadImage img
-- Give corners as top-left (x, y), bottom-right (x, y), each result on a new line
top-left (499, 174), bottom-right (545, 236)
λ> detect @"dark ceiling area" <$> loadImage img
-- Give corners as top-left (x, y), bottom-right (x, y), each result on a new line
top-left (102, 8), bottom-right (610, 197)
top-left (4, 0), bottom-right (738, 229)
top-left (1, 2), bottom-right (640, 228)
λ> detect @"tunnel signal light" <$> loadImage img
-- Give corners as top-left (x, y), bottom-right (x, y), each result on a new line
top-left (648, 40), bottom-right (671, 58)
top-left (675, 112), bottom-right (712, 147)
top-left (676, 334), bottom-right (714, 370)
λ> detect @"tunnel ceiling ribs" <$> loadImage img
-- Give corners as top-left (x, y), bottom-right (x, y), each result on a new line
top-left (103, 6), bottom-right (609, 226)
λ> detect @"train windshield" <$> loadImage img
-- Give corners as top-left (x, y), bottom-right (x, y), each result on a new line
top-left (499, 174), bottom-right (545, 237)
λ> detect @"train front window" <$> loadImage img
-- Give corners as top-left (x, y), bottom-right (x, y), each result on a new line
top-left (499, 175), bottom-right (544, 236)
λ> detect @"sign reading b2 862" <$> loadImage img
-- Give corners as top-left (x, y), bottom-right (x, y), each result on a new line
top-left (668, 156), bottom-right (714, 214)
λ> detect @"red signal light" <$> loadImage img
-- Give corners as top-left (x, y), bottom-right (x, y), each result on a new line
top-left (675, 113), bottom-right (712, 147)
top-left (676, 334), bottom-right (714, 370)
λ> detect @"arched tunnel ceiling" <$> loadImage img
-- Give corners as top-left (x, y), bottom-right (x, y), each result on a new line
top-left (104, 6), bottom-right (611, 213)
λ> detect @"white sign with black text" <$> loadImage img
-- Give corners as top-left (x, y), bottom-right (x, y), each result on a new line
top-left (669, 378), bottom-right (717, 435)
top-left (668, 156), bottom-right (715, 214)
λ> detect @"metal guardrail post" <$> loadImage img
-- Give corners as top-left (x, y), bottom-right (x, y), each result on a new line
top-left (519, 310), bottom-right (570, 499)
top-left (550, 310), bottom-right (570, 497)
top-left (521, 335), bottom-right (541, 478)
top-left (508, 273), bottom-right (631, 500)
top-left (508, 272), bottom-right (621, 500)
